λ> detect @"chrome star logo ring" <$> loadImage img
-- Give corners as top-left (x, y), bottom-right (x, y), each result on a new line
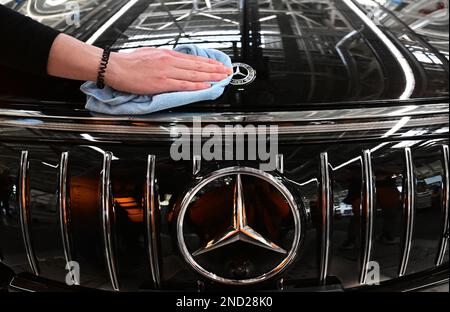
top-left (230, 63), bottom-right (257, 86)
top-left (176, 167), bottom-right (302, 285)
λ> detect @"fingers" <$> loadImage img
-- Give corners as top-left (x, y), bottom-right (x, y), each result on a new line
top-left (168, 51), bottom-right (233, 75)
top-left (168, 49), bottom-right (222, 66)
top-left (171, 58), bottom-right (232, 75)
top-left (164, 79), bottom-right (211, 92)
top-left (167, 68), bottom-right (229, 82)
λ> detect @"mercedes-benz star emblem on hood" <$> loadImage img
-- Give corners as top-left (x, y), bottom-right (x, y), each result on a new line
top-left (230, 63), bottom-right (257, 86)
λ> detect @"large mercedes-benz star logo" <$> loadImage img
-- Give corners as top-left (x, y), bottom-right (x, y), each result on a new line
top-left (230, 63), bottom-right (256, 86)
top-left (192, 174), bottom-right (287, 256)
top-left (176, 167), bottom-right (302, 285)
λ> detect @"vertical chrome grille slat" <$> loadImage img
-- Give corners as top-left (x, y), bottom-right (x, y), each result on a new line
top-left (193, 155), bottom-right (201, 175)
top-left (276, 154), bottom-right (284, 173)
top-left (18, 151), bottom-right (40, 276)
top-left (436, 144), bottom-right (449, 266)
top-left (145, 155), bottom-right (161, 288)
top-left (58, 152), bottom-right (74, 266)
top-left (319, 152), bottom-right (332, 285)
top-left (399, 147), bottom-right (415, 277)
top-left (359, 150), bottom-right (375, 285)
top-left (101, 151), bottom-right (120, 291)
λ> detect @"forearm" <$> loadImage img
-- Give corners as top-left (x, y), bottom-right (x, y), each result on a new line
top-left (0, 5), bottom-right (60, 76)
top-left (47, 34), bottom-right (103, 82)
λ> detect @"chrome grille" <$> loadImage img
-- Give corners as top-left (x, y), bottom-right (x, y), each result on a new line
top-left (4, 143), bottom-right (447, 290)
top-left (0, 105), bottom-right (448, 291)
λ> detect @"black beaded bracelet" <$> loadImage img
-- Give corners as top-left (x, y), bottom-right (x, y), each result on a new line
top-left (96, 46), bottom-right (111, 89)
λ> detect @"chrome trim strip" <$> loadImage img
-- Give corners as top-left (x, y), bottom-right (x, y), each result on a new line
top-left (18, 151), bottom-right (40, 276)
top-left (145, 155), bottom-right (161, 288)
top-left (0, 115), bottom-right (446, 135)
top-left (193, 155), bottom-right (201, 176)
top-left (436, 145), bottom-right (449, 266)
top-left (101, 152), bottom-right (120, 291)
top-left (399, 147), bottom-right (415, 277)
top-left (0, 103), bottom-right (447, 122)
top-left (319, 152), bottom-right (332, 285)
top-left (58, 152), bottom-right (74, 266)
top-left (360, 150), bottom-right (375, 285)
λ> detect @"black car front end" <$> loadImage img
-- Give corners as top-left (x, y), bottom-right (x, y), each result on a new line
top-left (0, 0), bottom-right (448, 292)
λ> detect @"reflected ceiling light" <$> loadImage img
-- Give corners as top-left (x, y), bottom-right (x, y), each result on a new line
top-left (331, 141), bottom-right (392, 171)
top-left (129, 33), bottom-right (180, 40)
top-left (382, 117), bottom-right (410, 137)
top-left (331, 141), bottom-right (388, 171)
top-left (288, 177), bottom-right (318, 187)
top-left (330, 156), bottom-right (361, 171)
top-left (387, 106), bottom-right (418, 116)
top-left (259, 15), bottom-right (277, 22)
top-left (149, 1), bottom-right (193, 6)
top-left (343, 0), bottom-right (415, 100)
top-left (392, 141), bottom-right (420, 149)
top-left (157, 11), bottom-right (192, 30)
top-left (158, 22), bottom-right (174, 30)
top-left (46, 0), bottom-right (68, 6)
top-left (402, 129), bottom-right (427, 137)
top-left (25, 0), bottom-right (72, 20)
top-left (434, 127), bottom-right (449, 134)
top-left (391, 128), bottom-right (428, 149)
top-left (193, 30), bottom-right (240, 36)
top-left (199, 12), bottom-right (239, 25)
top-left (223, 18), bottom-right (239, 25)
top-left (87, 146), bottom-right (119, 160)
top-left (176, 13), bottom-right (190, 21)
top-left (198, 12), bottom-right (221, 20)
top-left (86, 0), bottom-right (140, 45)
top-left (41, 161), bottom-right (59, 169)
top-left (370, 142), bottom-right (389, 153)
top-left (354, 0), bottom-right (387, 6)
top-left (81, 133), bottom-right (97, 142)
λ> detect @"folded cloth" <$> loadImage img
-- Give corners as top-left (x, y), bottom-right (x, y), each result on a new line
top-left (80, 44), bottom-right (232, 115)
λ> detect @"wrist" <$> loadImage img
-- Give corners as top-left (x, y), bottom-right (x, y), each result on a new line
top-left (47, 34), bottom-right (104, 82)
top-left (104, 52), bottom-right (121, 89)
top-left (95, 46), bottom-right (112, 89)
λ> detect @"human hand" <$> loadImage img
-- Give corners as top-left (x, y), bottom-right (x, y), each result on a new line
top-left (106, 47), bottom-right (233, 94)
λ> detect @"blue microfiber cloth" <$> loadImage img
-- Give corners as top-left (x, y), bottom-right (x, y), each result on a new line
top-left (80, 44), bottom-right (232, 115)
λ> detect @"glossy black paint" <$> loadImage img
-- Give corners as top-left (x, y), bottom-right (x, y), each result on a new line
top-left (1, 0), bottom-right (448, 109)
top-left (0, 0), bottom-right (448, 292)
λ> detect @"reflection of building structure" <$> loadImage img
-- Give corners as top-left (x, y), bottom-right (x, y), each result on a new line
top-left (374, 0), bottom-right (448, 42)
top-left (3, 0), bottom-right (131, 40)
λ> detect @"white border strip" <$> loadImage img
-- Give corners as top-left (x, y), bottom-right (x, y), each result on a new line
top-left (86, 0), bottom-right (140, 45)
top-left (342, 0), bottom-right (416, 100)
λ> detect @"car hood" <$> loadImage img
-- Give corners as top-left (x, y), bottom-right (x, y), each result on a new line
top-left (2, 0), bottom-right (449, 112)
